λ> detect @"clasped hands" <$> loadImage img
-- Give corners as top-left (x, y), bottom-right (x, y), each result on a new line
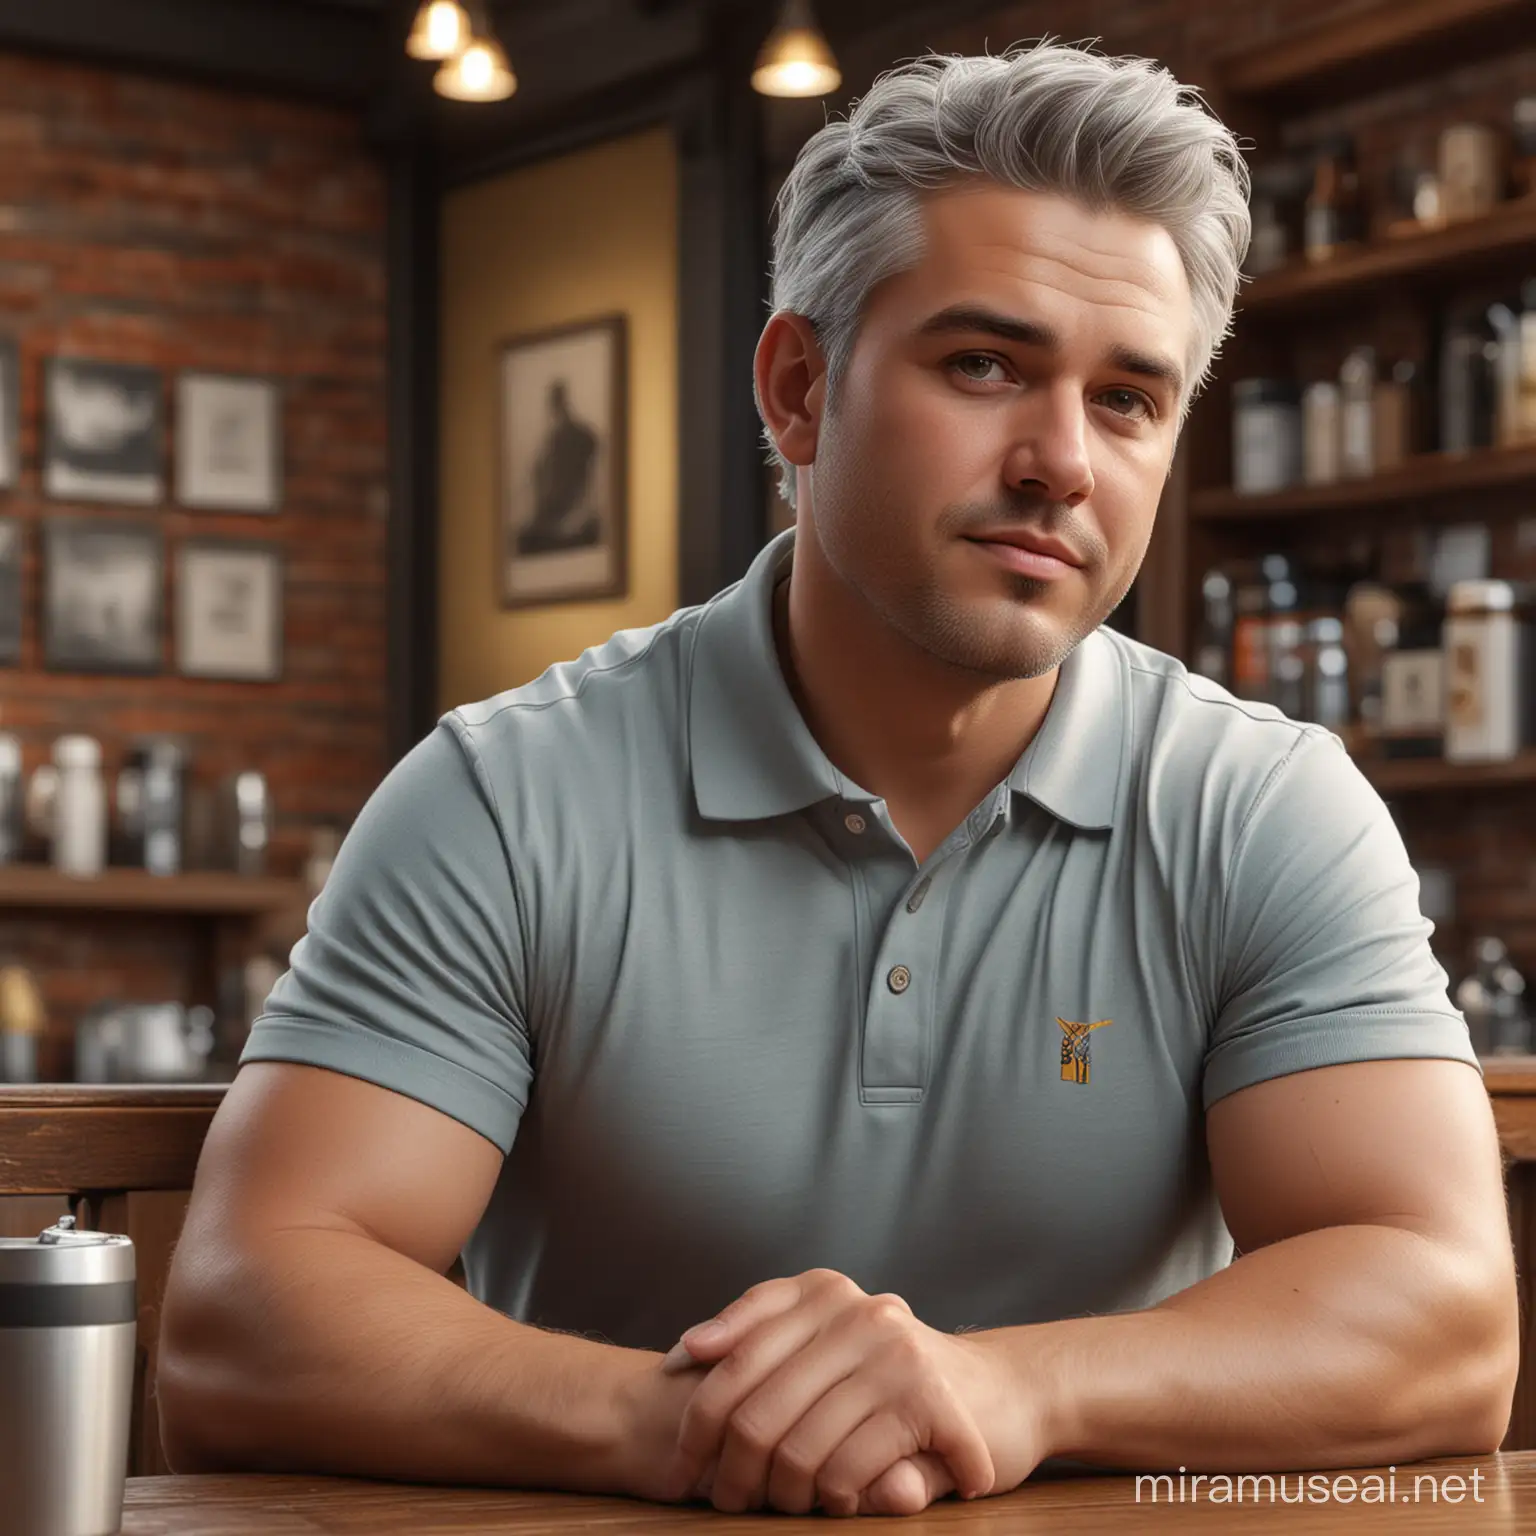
top-left (651, 1268), bottom-right (1044, 1517)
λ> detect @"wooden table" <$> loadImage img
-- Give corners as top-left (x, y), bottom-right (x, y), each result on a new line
top-left (121, 1456), bottom-right (1536, 1532)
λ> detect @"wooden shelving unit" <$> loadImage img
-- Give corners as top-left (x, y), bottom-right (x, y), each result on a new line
top-left (1239, 198), bottom-right (1536, 317)
top-left (1192, 442), bottom-right (1536, 521)
top-left (0, 867), bottom-right (307, 916)
top-left (1356, 751), bottom-right (1536, 795)
top-left (1215, 0), bottom-right (1531, 114)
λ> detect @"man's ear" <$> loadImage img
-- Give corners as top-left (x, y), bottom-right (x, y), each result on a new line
top-left (754, 311), bottom-right (827, 469)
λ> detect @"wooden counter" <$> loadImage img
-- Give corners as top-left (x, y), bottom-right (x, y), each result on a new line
top-left (120, 1456), bottom-right (1535, 1532)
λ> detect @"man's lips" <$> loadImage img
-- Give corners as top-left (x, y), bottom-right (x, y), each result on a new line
top-left (963, 531), bottom-right (1082, 580)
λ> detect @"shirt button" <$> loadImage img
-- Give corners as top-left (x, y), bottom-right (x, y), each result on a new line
top-left (906, 877), bottom-right (931, 914)
top-left (887, 964), bottom-right (911, 994)
top-left (844, 812), bottom-right (867, 835)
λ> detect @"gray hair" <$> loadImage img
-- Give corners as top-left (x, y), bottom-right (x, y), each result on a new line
top-left (762, 41), bottom-right (1251, 506)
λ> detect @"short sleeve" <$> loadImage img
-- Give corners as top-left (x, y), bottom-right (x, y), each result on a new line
top-left (240, 721), bottom-right (532, 1153)
top-left (1202, 730), bottom-right (1477, 1109)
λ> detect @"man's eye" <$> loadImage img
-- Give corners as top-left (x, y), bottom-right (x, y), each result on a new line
top-left (1099, 387), bottom-right (1153, 420)
top-left (950, 354), bottom-right (1007, 383)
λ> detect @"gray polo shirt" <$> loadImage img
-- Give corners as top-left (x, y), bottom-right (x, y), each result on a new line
top-left (242, 528), bottom-right (1476, 1349)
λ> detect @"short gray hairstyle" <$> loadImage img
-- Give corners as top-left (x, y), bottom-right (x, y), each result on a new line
top-left (762, 41), bottom-right (1251, 506)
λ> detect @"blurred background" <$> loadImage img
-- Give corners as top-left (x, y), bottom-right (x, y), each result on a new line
top-left (0, 0), bottom-right (1533, 1085)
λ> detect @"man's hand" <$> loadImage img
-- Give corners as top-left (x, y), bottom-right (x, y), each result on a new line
top-left (661, 1269), bottom-right (1043, 1517)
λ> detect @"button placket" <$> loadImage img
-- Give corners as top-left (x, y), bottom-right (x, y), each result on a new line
top-left (861, 857), bottom-right (951, 1104)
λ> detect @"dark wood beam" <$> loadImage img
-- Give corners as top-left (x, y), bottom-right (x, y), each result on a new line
top-left (0, 0), bottom-right (384, 102)
top-left (676, 45), bottom-right (769, 606)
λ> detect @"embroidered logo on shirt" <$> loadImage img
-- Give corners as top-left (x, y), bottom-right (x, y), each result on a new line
top-left (1057, 1018), bottom-right (1113, 1085)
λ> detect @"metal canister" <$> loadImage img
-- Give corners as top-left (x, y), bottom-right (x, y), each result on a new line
top-left (0, 1215), bottom-right (136, 1536)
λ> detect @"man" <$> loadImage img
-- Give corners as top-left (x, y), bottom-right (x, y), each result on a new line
top-left (159, 43), bottom-right (1518, 1518)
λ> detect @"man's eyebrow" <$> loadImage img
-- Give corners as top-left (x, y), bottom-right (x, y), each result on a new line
top-left (916, 304), bottom-right (1186, 400)
top-left (1107, 343), bottom-right (1185, 401)
top-left (916, 305), bottom-right (1058, 350)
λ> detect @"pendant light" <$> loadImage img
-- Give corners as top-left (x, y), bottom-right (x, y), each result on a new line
top-left (405, 0), bottom-right (470, 61)
top-left (434, 1), bottom-right (517, 103)
top-left (752, 0), bottom-right (841, 98)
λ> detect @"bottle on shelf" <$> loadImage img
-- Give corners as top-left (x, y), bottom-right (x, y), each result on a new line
top-left (1438, 122), bottom-right (1503, 223)
top-left (1439, 309), bottom-right (1500, 452)
top-left (1231, 560), bottom-right (1273, 703)
top-left (1261, 554), bottom-right (1303, 713)
top-left (1456, 937), bottom-right (1530, 1057)
top-left (1302, 615), bottom-right (1351, 729)
top-left (1302, 380), bottom-right (1342, 484)
top-left (1378, 584), bottom-right (1446, 759)
top-left (1514, 97), bottom-right (1536, 201)
top-left (1304, 136), bottom-right (1362, 262)
top-left (1442, 579), bottom-right (1536, 764)
top-left (1343, 581), bottom-right (1404, 741)
top-left (1231, 378), bottom-right (1302, 493)
top-left (1194, 568), bottom-right (1234, 688)
top-left (1339, 345), bottom-right (1377, 478)
top-left (1518, 278), bottom-right (1536, 444)
top-left (1487, 298), bottom-right (1524, 447)
top-left (1372, 360), bottom-right (1417, 471)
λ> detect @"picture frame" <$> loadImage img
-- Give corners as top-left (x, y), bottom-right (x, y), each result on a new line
top-left (497, 314), bottom-right (628, 608)
top-left (175, 372), bottom-right (283, 513)
top-left (175, 539), bottom-right (283, 682)
top-left (0, 516), bottom-right (21, 665)
top-left (43, 517), bottom-right (163, 674)
top-left (0, 338), bottom-right (19, 492)
top-left (43, 358), bottom-right (164, 506)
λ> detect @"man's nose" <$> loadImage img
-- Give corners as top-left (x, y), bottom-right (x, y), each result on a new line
top-left (1001, 386), bottom-right (1095, 505)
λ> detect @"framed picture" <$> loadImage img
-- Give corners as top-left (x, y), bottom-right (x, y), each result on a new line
top-left (498, 314), bottom-right (627, 608)
top-left (0, 517), bottom-right (21, 665)
top-left (176, 372), bottom-right (282, 513)
top-left (0, 338), bottom-right (19, 492)
top-left (176, 539), bottom-right (283, 681)
top-left (43, 518), bottom-right (163, 673)
top-left (44, 358), bottom-right (164, 505)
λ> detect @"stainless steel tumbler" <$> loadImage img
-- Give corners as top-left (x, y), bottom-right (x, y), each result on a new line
top-left (0, 1215), bottom-right (136, 1536)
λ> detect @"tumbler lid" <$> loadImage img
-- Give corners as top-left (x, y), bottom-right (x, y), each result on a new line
top-left (0, 1214), bottom-right (135, 1286)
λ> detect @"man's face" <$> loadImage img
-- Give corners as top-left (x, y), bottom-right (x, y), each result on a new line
top-left (802, 184), bottom-right (1193, 680)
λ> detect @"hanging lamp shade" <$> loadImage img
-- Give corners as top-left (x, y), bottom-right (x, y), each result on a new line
top-left (751, 0), bottom-right (841, 98)
top-left (434, 33), bottom-right (517, 102)
top-left (405, 0), bottom-right (470, 61)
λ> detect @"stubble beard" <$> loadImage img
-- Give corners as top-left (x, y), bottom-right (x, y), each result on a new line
top-left (882, 569), bottom-right (1092, 682)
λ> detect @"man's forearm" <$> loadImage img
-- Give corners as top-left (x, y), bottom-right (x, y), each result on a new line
top-left (158, 1225), bottom-right (662, 1492)
top-left (981, 1225), bottom-right (1517, 1473)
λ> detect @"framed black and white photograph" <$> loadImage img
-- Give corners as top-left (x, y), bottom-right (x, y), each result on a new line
top-left (44, 358), bottom-right (164, 505)
top-left (176, 372), bottom-right (282, 513)
top-left (176, 539), bottom-right (283, 681)
top-left (498, 314), bottom-right (627, 608)
top-left (0, 517), bottom-right (22, 665)
top-left (43, 518), bottom-right (163, 673)
top-left (0, 339), bottom-right (19, 492)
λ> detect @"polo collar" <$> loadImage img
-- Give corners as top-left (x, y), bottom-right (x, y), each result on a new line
top-left (688, 528), bottom-right (1126, 830)
top-left (1006, 625), bottom-right (1126, 831)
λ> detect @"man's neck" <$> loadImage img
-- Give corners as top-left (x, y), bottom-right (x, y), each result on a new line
top-left (770, 537), bottom-right (1059, 850)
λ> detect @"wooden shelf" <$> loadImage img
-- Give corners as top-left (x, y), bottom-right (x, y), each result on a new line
top-left (1238, 197), bottom-right (1536, 317)
top-left (1192, 442), bottom-right (1536, 521)
top-left (1356, 751), bottom-right (1536, 795)
top-left (0, 867), bottom-right (307, 916)
top-left (1215, 0), bottom-right (1534, 113)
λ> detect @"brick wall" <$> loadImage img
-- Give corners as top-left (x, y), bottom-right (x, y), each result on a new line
top-left (772, 0), bottom-right (1536, 981)
top-left (0, 54), bottom-right (389, 1076)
